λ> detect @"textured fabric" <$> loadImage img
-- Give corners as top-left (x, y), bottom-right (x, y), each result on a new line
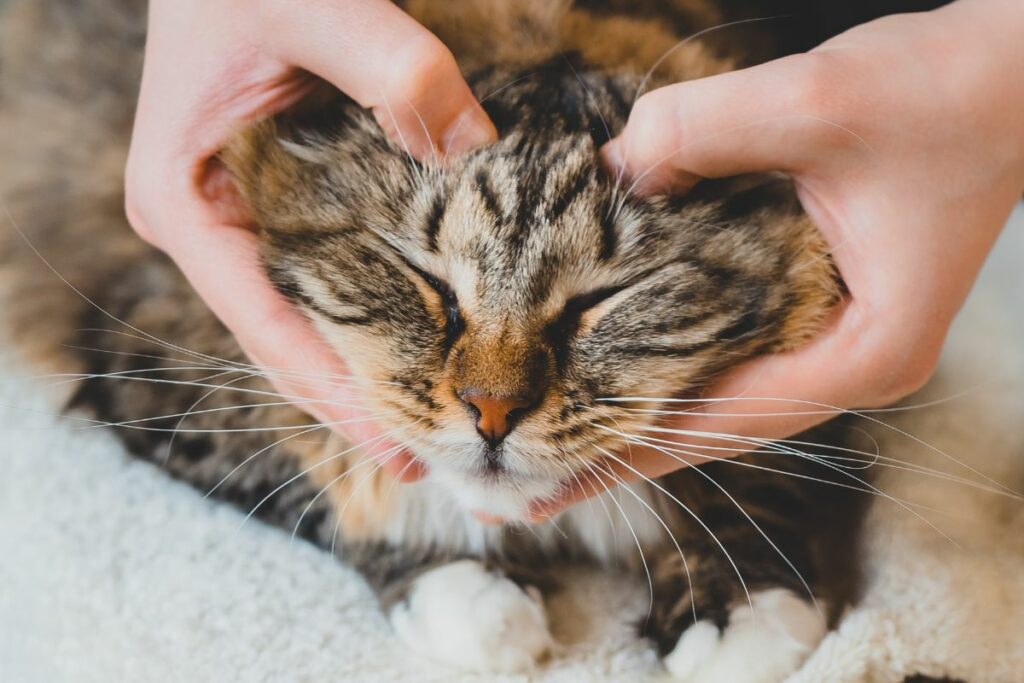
top-left (1, 207), bottom-right (1021, 682)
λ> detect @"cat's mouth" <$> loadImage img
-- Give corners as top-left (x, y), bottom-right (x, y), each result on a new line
top-left (422, 446), bottom-right (567, 519)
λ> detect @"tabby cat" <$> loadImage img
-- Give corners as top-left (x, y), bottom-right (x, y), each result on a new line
top-left (0, 1), bottom-right (869, 679)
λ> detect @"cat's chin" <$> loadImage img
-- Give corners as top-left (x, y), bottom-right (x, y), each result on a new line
top-left (428, 465), bottom-right (562, 521)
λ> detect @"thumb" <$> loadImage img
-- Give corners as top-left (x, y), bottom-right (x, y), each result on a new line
top-left (262, 0), bottom-right (496, 159)
top-left (602, 54), bottom-right (852, 193)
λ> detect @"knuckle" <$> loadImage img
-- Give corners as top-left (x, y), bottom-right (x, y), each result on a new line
top-left (385, 35), bottom-right (459, 106)
top-left (788, 53), bottom-right (836, 114)
top-left (626, 90), bottom-right (678, 152)
top-left (871, 342), bottom-right (942, 406)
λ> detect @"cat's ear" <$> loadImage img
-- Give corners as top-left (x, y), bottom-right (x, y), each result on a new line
top-left (220, 117), bottom-right (331, 232)
top-left (221, 92), bottom-right (417, 233)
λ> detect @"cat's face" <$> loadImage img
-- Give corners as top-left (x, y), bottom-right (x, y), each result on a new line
top-left (226, 65), bottom-right (838, 518)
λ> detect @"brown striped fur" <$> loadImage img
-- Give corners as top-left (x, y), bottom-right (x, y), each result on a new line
top-left (1, 0), bottom-right (867, 673)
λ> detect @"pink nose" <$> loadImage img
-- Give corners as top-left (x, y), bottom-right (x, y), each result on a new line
top-left (458, 391), bottom-right (533, 445)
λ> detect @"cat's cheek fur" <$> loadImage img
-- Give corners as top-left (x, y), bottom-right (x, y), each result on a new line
top-left (389, 560), bottom-right (553, 673)
top-left (663, 589), bottom-right (826, 683)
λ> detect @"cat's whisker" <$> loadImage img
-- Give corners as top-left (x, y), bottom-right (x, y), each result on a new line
top-left (289, 450), bottom-right (396, 545)
top-left (53, 372), bottom-right (378, 413)
top-left (163, 370), bottom-right (273, 465)
top-left (95, 396), bottom-right (316, 430)
top-left (329, 446), bottom-right (410, 556)
top-left (579, 453), bottom-right (699, 625)
top-left (606, 425), bottom-right (961, 544)
top-left (568, 456), bottom-right (657, 617)
top-left (600, 426), bottom-right (955, 514)
top-left (558, 443), bottom-right (622, 561)
top-left (239, 427), bottom-right (404, 530)
top-left (597, 437), bottom-right (822, 618)
top-left (206, 423), bottom-right (332, 499)
top-left (2, 214), bottom-right (256, 372)
top-left (600, 394), bottom-right (1019, 497)
top-left (586, 440), bottom-right (754, 614)
top-left (638, 422), bottom-right (1022, 502)
top-left (62, 341), bottom-right (231, 370)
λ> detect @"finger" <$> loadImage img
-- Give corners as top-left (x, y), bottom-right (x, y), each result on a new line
top-left (164, 214), bottom-right (427, 482)
top-left (601, 53), bottom-right (863, 193)
top-left (262, 0), bottom-right (496, 158)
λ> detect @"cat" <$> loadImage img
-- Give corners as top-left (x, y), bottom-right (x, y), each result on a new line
top-left (0, 1), bottom-right (869, 680)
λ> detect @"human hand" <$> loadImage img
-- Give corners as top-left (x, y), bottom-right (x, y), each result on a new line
top-left (125, 0), bottom-right (496, 479)
top-left (530, 0), bottom-right (1024, 519)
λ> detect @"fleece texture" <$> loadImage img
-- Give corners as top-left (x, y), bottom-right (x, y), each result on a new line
top-left (1, 207), bottom-right (1022, 682)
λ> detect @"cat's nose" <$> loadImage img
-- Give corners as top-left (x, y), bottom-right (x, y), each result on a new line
top-left (457, 390), bottom-right (535, 446)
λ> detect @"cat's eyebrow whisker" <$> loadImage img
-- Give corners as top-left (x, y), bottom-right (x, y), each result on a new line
top-left (402, 95), bottom-right (444, 172)
top-left (599, 394), bottom-right (1018, 497)
top-left (562, 54), bottom-right (613, 145)
top-left (578, 453), bottom-right (698, 625)
top-left (587, 443), bottom-right (754, 615)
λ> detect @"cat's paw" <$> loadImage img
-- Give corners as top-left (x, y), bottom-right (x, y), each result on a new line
top-left (663, 589), bottom-right (826, 683)
top-left (390, 559), bottom-right (553, 673)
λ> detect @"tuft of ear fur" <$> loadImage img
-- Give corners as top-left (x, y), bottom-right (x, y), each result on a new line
top-left (221, 89), bottom-right (414, 235)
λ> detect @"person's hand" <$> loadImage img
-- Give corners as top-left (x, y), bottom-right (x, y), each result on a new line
top-left (529, 0), bottom-right (1024, 519)
top-left (126, 0), bottom-right (496, 479)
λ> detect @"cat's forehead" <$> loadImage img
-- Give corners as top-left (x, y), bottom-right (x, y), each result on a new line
top-left (407, 134), bottom-right (623, 304)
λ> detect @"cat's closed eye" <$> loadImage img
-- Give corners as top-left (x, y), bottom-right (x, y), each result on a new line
top-left (544, 285), bottom-right (627, 366)
top-left (401, 258), bottom-right (465, 357)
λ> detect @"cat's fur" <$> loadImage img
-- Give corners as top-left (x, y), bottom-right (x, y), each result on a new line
top-left (1, 0), bottom-right (868, 679)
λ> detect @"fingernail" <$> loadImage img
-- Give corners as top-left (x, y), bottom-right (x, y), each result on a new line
top-left (473, 511), bottom-right (506, 526)
top-left (600, 139), bottom-right (626, 175)
top-left (441, 106), bottom-right (496, 157)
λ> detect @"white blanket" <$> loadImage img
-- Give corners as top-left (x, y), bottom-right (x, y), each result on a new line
top-left (2, 208), bottom-right (1022, 683)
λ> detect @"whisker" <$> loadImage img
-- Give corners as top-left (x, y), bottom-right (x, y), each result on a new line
top-left (588, 441), bottom-right (753, 613)
top-left (578, 454), bottom-right (698, 625)
top-left (600, 395), bottom-right (1018, 497)
top-left (238, 428), bottom-right (403, 530)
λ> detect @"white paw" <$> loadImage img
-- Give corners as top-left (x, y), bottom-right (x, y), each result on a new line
top-left (390, 560), bottom-right (553, 673)
top-left (664, 589), bottom-right (826, 683)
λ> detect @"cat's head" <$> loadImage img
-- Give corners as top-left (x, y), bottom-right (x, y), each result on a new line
top-left (225, 62), bottom-right (840, 518)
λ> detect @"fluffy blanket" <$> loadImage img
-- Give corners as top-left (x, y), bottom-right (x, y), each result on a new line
top-left (1, 208), bottom-right (1022, 683)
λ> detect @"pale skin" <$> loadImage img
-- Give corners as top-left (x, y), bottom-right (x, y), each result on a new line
top-left (127, 0), bottom-right (1024, 517)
